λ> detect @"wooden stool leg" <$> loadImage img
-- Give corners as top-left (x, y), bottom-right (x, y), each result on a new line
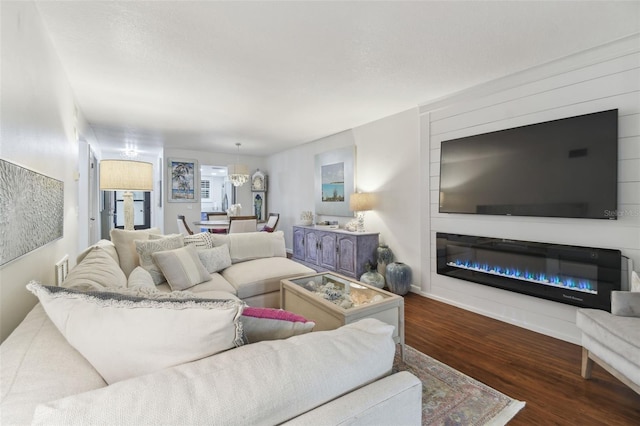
top-left (581, 347), bottom-right (593, 379)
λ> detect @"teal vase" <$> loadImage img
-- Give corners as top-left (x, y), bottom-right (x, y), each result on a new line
top-left (385, 262), bottom-right (412, 295)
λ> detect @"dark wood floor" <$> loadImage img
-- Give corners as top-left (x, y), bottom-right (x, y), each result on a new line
top-left (403, 293), bottom-right (640, 425)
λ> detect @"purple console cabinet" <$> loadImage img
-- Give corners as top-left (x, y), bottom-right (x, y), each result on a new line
top-left (292, 225), bottom-right (379, 279)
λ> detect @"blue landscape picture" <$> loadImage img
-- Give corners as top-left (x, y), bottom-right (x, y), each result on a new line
top-left (321, 162), bottom-right (345, 202)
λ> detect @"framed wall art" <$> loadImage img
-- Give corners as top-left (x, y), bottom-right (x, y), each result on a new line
top-left (168, 158), bottom-right (199, 202)
top-left (0, 159), bottom-right (64, 266)
top-left (314, 146), bottom-right (355, 217)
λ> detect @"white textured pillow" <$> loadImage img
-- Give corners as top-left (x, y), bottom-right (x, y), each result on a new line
top-left (152, 245), bottom-right (211, 291)
top-left (631, 271), bottom-right (640, 292)
top-left (127, 266), bottom-right (156, 290)
top-left (135, 234), bottom-right (184, 285)
top-left (198, 244), bottom-right (232, 273)
top-left (63, 247), bottom-right (126, 291)
top-left (27, 282), bottom-right (245, 384)
top-left (109, 228), bottom-right (161, 277)
top-left (183, 232), bottom-right (215, 250)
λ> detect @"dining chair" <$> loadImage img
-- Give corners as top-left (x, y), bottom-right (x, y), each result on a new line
top-left (228, 215), bottom-right (258, 233)
top-left (177, 215), bottom-right (194, 236)
top-left (260, 213), bottom-right (280, 232)
top-left (206, 212), bottom-right (229, 234)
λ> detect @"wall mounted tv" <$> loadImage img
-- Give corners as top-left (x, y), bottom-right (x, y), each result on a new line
top-left (438, 109), bottom-right (618, 220)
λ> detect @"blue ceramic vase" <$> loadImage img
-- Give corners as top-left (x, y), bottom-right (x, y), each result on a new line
top-left (385, 262), bottom-right (412, 295)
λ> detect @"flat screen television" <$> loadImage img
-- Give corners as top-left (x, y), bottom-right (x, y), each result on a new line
top-left (438, 109), bottom-right (618, 220)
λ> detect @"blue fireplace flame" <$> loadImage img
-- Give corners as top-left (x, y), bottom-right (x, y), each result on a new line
top-left (448, 258), bottom-right (597, 294)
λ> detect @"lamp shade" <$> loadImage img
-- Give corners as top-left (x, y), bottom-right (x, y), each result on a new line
top-left (99, 160), bottom-right (153, 191)
top-left (349, 192), bottom-right (374, 212)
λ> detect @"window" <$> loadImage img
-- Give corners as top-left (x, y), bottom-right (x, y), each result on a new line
top-left (201, 180), bottom-right (210, 199)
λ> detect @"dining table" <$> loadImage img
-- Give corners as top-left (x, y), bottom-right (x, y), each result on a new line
top-left (193, 219), bottom-right (229, 232)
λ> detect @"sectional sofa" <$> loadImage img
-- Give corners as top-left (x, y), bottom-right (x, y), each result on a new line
top-left (1, 229), bottom-right (422, 425)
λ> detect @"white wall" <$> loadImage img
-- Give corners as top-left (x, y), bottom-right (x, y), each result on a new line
top-left (421, 34), bottom-right (640, 344)
top-left (0, 2), bottom-right (83, 342)
top-left (267, 110), bottom-right (422, 286)
top-left (163, 148), bottom-right (265, 234)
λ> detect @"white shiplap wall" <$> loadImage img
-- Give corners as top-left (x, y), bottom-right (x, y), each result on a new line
top-left (419, 34), bottom-right (640, 344)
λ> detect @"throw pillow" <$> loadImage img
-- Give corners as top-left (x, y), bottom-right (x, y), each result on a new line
top-left (109, 228), bottom-right (161, 277)
top-left (631, 271), bottom-right (640, 292)
top-left (240, 306), bottom-right (315, 343)
top-left (152, 245), bottom-right (211, 291)
top-left (197, 244), bottom-right (232, 273)
top-left (183, 232), bottom-right (216, 250)
top-left (134, 234), bottom-right (184, 285)
top-left (63, 247), bottom-right (126, 292)
top-left (127, 266), bottom-right (156, 290)
top-left (27, 282), bottom-right (245, 384)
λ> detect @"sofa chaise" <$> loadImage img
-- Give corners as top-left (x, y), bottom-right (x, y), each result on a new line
top-left (1, 229), bottom-right (422, 425)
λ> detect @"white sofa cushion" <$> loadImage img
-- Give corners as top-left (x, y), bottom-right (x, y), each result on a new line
top-left (0, 304), bottom-right (106, 426)
top-left (76, 239), bottom-right (119, 265)
top-left (63, 246), bottom-right (126, 291)
top-left (211, 231), bottom-right (287, 263)
top-left (134, 234), bottom-right (184, 285)
top-left (222, 257), bottom-right (315, 299)
top-left (32, 319), bottom-right (395, 425)
top-left (27, 282), bottom-right (245, 384)
top-left (110, 228), bottom-right (161, 277)
top-left (197, 244), bottom-right (232, 273)
top-left (153, 245), bottom-right (211, 291)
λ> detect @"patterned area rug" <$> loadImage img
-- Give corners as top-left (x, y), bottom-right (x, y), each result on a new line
top-left (393, 345), bottom-right (525, 425)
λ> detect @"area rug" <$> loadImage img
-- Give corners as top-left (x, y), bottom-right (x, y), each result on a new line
top-left (393, 345), bottom-right (525, 425)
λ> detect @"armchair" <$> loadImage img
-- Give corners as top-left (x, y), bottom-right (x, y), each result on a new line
top-left (576, 281), bottom-right (640, 394)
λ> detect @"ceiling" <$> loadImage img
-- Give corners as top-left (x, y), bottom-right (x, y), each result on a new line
top-left (36, 1), bottom-right (640, 158)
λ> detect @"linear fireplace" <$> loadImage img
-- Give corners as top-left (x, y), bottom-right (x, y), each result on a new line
top-left (436, 233), bottom-right (621, 310)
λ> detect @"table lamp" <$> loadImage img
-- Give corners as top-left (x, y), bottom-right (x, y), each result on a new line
top-left (349, 192), bottom-right (374, 232)
top-left (100, 160), bottom-right (153, 230)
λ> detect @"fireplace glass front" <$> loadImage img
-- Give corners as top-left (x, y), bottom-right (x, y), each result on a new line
top-left (436, 233), bottom-right (621, 310)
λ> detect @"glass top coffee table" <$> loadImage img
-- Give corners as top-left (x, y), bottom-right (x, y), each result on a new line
top-left (280, 272), bottom-right (405, 357)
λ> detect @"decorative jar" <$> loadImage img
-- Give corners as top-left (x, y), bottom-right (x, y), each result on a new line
top-left (385, 262), bottom-right (412, 295)
top-left (359, 263), bottom-right (385, 289)
top-left (377, 244), bottom-right (394, 277)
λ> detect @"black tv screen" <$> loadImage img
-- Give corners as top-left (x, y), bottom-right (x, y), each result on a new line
top-left (438, 109), bottom-right (618, 219)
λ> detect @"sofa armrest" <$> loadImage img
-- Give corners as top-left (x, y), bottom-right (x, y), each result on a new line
top-left (611, 291), bottom-right (640, 317)
top-left (283, 371), bottom-right (422, 426)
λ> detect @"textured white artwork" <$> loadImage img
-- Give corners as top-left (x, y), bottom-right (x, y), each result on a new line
top-left (0, 160), bottom-right (64, 266)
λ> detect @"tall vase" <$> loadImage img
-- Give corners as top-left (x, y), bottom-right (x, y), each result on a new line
top-left (376, 245), bottom-right (394, 278)
top-left (385, 262), bottom-right (412, 295)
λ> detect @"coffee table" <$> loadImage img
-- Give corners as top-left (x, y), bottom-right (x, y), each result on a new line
top-left (280, 272), bottom-right (405, 357)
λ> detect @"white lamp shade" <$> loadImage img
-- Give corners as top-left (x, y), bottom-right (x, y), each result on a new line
top-left (100, 160), bottom-right (153, 191)
top-left (349, 192), bottom-right (374, 212)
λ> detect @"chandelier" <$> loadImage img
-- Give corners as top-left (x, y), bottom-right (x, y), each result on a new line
top-left (227, 143), bottom-right (249, 187)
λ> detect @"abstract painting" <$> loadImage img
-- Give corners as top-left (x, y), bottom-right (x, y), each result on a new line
top-left (314, 146), bottom-right (355, 217)
top-left (0, 159), bottom-right (64, 266)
